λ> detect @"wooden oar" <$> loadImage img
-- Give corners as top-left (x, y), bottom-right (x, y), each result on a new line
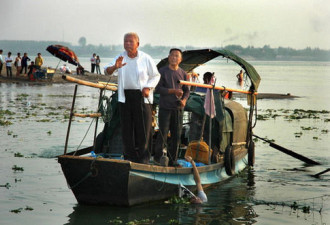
top-left (178, 80), bottom-right (258, 95)
top-left (62, 75), bottom-right (117, 91)
top-left (312, 168), bottom-right (330, 178)
top-left (253, 134), bottom-right (321, 165)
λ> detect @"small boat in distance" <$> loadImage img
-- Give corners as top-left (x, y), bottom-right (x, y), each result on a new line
top-left (57, 49), bottom-right (261, 206)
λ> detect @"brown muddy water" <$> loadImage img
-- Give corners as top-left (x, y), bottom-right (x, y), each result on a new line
top-left (1, 61), bottom-right (330, 225)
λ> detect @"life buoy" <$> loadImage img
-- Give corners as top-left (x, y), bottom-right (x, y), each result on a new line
top-left (224, 145), bottom-right (235, 176)
top-left (248, 141), bottom-right (255, 166)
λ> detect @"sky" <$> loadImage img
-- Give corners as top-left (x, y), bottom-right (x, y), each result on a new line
top-left (1, 0), bottom-right (329, 49)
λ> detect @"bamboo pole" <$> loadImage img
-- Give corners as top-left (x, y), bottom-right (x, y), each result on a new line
top-left (73, 113), bottom-right (101, 118)
top-left (62, 75), bottom-right (117, 91)
top-left (178, 80), bottom-right (258, 95)
top-left (98, 81), bottom-right (118, 87)
top-left (64, 85), bottom-right (78, 155)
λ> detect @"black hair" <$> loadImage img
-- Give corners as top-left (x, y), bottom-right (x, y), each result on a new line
top-left (169, 48), bottom-right (183, 55)
top-left (203, 72), bottom-right (214, 84)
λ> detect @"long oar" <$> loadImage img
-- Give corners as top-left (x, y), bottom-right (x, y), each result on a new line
top-left (178, 80), bottom-right (258, 95)
top-left (312, 168), bottom-right (330, 178)
top-left (253, 134), bottom-right (321, 165)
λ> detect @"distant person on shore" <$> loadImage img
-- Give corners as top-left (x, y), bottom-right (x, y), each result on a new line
top-left (60, 64), bottom-right (72, 74)
top-left (154, 48), bottom-right (190, 167)
top-left (35, 53), bottom-right (43, 69)
top-left (5, 52), bottom-right (13, 77)
top-left (96, 55), bottom-right (101, 74)
top-left (90, 53), bottom-right (96, 73)
top-left (184, 156), bottom-right (208, 204)
top-left (76, 64), bottom-right (85, 75)
top-left (104, 32), bottom-right (160, 164)
top-left (0, 49), bottom-right (4, 75)
top-left (28, 61), bottom-right (36, 81)
top-left (21, 53), bottom-right (31, 74)
top-left (15, 53), bottom-right (22, 76)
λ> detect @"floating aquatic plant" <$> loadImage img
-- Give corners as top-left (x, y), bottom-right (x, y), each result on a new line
top-left (108, 217), bottom-right (123, 224)
top-left (10, 208), bottom-right (23, 213)
top-left (12, 165), bottom-right (24, 172)
top-left (0, 120), bottom-right (13, 126)
top-left (14, 152), bottom-right (24, 157)
top-left (168, 219), bottom-right (180, 225)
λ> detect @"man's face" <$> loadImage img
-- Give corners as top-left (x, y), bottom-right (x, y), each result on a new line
top-left (124, 35), bottom-right (139, 53)
top-left (168, 50), bottom-right (182, 67)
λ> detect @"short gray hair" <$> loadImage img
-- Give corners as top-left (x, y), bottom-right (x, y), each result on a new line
top-left (124, 32), bottom-right (139, 42)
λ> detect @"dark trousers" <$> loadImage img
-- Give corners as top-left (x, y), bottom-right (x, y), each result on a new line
top-left (155, 108), bottom-right (183, 166)
top-left (21, 65), bottom-right (28, 74)
top-left (0, 63), bottom-right (3, 75)
top-left (120, 90), bottom-right (152, 163)
top-left (91, 64), bottom-right (96, 73)
top-left (6, 66), bottom-right (12, 77)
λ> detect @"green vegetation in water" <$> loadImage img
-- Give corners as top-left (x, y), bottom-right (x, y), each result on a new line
top-left (168, 219), bottom-right (180, 225)
top-left (108, 217), bottom-right (155, 225)
top-left (10, 208), bottom-right (23, 213)
top-left (12, 165), bottom-right (24, 172)
top-left (0, 120), bottom-right (13, 126)
top-left (36, 119), bottom-right (51, 122)
top-left (47, 131), bottom-right (52, 135)
top-left (165, 196), bottom-right (191, 205)
top-left (301, 126), bottom-right (318, 131)
top-left (0, 183), bottom-right (11, 189)
top-left (10, 206), bottom-right (34, 214)
top-left (0, 109), bottom-right (15, 116)
top-left (14, 152), bottom-right (24, 157)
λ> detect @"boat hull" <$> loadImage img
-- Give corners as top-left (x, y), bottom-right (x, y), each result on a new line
top-left (58, 146), bottom-right (248, 206)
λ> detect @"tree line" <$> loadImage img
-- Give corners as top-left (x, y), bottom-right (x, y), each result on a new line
top-left (1, 40), bottom-right (329, 61)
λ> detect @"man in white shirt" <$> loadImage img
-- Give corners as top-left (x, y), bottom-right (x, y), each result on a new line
top-left (90, 53), bottom-right (96, 73)
top-left (5, 52), bottom-right (13, 77)
top-left (104, 32), bottom-right (160, 164)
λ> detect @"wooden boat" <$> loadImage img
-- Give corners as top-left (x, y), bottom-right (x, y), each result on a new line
top-left (58, 49), bottom-right (261, 206)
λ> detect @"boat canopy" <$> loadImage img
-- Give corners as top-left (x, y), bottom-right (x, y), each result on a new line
top-left (157, 49), bottom-right (261, 92)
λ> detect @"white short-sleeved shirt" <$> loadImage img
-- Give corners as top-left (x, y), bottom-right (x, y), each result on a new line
top-left (5, 57), bottom-right (13, 67)
top-left (104, 50), bottom-right (160, 104)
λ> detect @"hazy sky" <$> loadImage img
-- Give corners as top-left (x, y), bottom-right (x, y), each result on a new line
top-left (1, 0), bottom-right (329, 49)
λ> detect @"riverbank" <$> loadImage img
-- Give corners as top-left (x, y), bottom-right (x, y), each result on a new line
top-left (0, 68), bottom-right (117, 84)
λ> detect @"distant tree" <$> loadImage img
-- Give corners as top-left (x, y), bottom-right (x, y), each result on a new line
top-left (78, 37), bottom-right (87, 47)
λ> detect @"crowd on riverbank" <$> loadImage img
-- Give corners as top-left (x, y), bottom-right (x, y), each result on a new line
top-left (0, 49), bottom-right (111, 84)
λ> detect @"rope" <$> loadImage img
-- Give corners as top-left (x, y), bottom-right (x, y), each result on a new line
top-left (68, 171), bottom-right (92, 189)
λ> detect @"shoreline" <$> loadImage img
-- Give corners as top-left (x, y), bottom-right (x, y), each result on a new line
top-left (0, 66), bottom-right (117, 84)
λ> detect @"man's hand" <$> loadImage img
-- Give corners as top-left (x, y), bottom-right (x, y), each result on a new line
top-left (179, 98), bottom-right (187, 108)
top-left (185, 155), bottom-right (193, 163)
top-left (142, 87), bottom-right (150, 98)
top-left (115, 56), bottom-right (126, 69)
top-left (175, 89), bottom-right (183, 98)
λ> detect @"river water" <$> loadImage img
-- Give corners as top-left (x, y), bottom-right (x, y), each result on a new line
top-left (0, 60), bottom-right (329, 225)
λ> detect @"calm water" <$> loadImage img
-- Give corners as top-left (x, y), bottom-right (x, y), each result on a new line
top-left (0, 61), bottom-right (329, 225)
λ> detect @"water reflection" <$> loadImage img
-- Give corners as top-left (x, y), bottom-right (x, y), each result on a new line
top-left (64, 169), bottom-right (257, 225)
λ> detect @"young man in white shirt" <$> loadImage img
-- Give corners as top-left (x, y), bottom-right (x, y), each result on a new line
top-left (5, 52), bottom-right (13, 77)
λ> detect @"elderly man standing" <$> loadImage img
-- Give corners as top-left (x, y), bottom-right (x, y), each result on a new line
top-left (104, 32), bottom-right (160, 164)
